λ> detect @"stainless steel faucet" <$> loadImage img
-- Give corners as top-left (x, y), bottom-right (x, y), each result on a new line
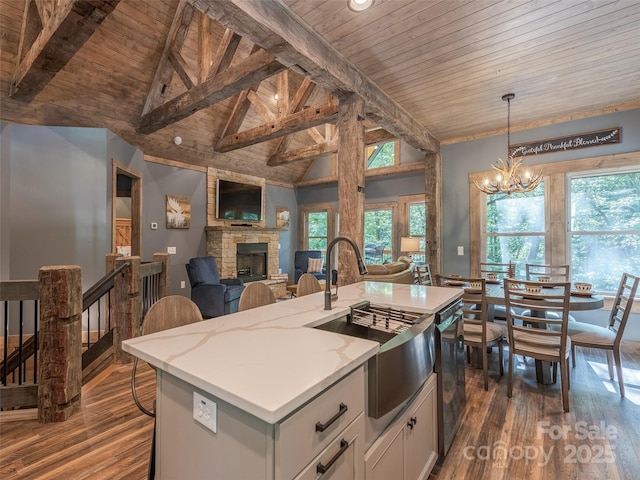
top-left (324, 236), bottom-right (368, 310)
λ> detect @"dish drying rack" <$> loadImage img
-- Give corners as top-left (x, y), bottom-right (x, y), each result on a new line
top-left (349, 301), bottom-right (424, 336)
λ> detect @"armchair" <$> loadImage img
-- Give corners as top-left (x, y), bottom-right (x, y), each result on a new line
top-left (185, 256), bottom-right (245, 318)
top-left (294, 250), bottom-right (337, 284)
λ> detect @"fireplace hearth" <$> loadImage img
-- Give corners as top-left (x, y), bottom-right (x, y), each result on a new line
top-left (236, 243), bottom-right (268, 282)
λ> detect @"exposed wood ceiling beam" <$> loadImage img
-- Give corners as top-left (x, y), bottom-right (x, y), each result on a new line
top-left (215, 99), bottom-right (339, 153)
top-left (267, 127), bottom-right (394, 166)
top-left (268, 140), bottom-right (338, 166)
top-left (10, 0), bottom-right (120, 101)
top-left (269, 77), bottom-right (316, 160)
top-left (220, 44), bottom-right (262, 137)
top-left (141, 0), bottom-right (194, 116)
top-left (190, 0), bottom-right (439, 154)
top-left (207, 28), bottom-right (242, 79)
top-left (138, 48), bottom-right (286, 134)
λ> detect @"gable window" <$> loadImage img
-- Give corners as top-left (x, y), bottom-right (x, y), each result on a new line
top-left (569, 169), bottom-right (640, 292)
top-left (366, 141), bottom-right (397, 170)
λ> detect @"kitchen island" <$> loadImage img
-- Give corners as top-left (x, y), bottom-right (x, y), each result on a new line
top-left (123, 281), bottom-right (462, 479)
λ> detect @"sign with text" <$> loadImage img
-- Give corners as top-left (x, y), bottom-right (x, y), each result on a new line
top-left (510, 127), bottom-right (621, 157)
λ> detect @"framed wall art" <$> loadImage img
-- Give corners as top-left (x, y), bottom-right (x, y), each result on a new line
top-left (166, 195), bottom-right (191, 229)
top-left (276, 206), bottom-right (290, 229)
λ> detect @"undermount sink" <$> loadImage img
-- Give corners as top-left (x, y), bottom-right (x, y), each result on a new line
top-left (313, 301), bottom-right (435, 419)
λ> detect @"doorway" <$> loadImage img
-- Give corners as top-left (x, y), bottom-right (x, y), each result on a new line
top-left (112, 161), bottom-right (142, 257)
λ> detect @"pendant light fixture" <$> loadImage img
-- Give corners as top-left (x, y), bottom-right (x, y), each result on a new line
top-left (474, 93), bottom-right (543, 195)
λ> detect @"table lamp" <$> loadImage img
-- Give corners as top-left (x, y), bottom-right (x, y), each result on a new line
top-left (400, 237), bottom-right (420, 261)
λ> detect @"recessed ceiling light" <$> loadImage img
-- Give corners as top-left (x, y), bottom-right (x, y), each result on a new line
top-left (274, 93), bottom-right (279, 100)
top-left (348, 0), bottom-right (374, 12)
top-left (173, 136), bottom-right (182, 145)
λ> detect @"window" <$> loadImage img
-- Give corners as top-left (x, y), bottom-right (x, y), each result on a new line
top-left (364, 205), bottom-right (395, 264)
top-left (485, 185), bottom-right (545, 279)
top-left (366, 141), bottom-right (397, 170)
top-left (470, 151), bottom-right (639, 297)
top-left (569, 170), bottom-right (640, 292)
top-left (306, 211), bottom-right (328, 252)
top-left (407, 200), bottom-right (426, 262)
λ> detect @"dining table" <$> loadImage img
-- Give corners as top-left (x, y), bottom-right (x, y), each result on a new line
top-left (483, 281), bottom-right (605, 384)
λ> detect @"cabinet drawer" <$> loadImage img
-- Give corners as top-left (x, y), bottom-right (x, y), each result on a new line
top-left (276, 366), bottom-right (365, 480)
top-left (294, 413), bottom-right (365, 480)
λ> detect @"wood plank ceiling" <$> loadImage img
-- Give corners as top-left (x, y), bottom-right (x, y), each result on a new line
top-left (1, 0), bottom-right (638, 186)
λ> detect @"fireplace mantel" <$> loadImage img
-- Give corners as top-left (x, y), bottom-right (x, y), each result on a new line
top-left (205, 226), bottom-right (284, 280)
top-left (205, 226), bottom-right (286, 233)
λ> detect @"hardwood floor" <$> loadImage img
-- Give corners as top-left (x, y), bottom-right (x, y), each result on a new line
top-left (1, 343), bottom-right (639, 479)
top-left (434, 341), bottom-right (640, 480)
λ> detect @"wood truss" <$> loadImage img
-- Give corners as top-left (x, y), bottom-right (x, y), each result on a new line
top-left (10, 0), bottom-right (120, 101)
top-left (10, 0), bottom-right (439, 170)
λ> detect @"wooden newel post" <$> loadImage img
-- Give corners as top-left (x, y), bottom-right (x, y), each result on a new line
top-left (38, 265), bottom-right (83, 423)
top-left (153, 252), bottom-right (170, 298)
top-left (113, 256), bottom-right (141, 364)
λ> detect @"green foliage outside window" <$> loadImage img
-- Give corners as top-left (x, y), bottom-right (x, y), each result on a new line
top-left (570, 171), bottom-right (640, 291)
top-left (367, 142), bottom-right (395, 169)
top-left (486, 185), bottom-right (545, 279)
top-left (364, 209), bottom-right (392, 263)
top-left (307, 211), bottom-right (328, 251)
top-left (408, 203), bottom-right (426, 262)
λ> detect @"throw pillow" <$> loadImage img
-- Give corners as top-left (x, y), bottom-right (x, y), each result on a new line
top-left (307, 257), bottom-right (324, 273)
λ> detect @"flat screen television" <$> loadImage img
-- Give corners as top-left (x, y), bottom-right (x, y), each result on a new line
top-left (216, 179), bottom-right (263, 222)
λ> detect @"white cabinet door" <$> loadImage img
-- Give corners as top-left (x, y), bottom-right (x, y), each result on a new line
top-left (364, 373), bottom-right (438, 480)
top-left (404, 374), bottom-right (437, 480)
top-left (364, 426), bottom-right (404, 480)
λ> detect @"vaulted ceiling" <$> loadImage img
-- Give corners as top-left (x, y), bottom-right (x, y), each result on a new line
top-left (1, 0), bottom-right (639, 186)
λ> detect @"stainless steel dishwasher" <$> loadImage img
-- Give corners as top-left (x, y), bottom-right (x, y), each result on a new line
top-left (434, 298), bottom-right (466, 460)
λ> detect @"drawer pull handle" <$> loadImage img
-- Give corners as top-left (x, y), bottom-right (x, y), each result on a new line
top-left (316, 439), bottom-right (349, 475)
top-left (315, 403), bottom-right (348, 432)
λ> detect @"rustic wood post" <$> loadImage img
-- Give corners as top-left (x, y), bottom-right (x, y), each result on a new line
top-left (336, 93), bottom-right (365, 285)
top-left (38, 265), bottom-right (82, 423)
top-left (113, 256), bottom-right (141, 363)
top-left (425, 152), bottom-right (442, 277)
top-left (153, 252), bottom-right (170, 298)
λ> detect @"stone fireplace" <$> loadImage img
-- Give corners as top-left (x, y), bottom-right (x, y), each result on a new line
top-left (205, 226), bottom-right (282, 281)
top-left (236, 243), bottom-right (268, 282)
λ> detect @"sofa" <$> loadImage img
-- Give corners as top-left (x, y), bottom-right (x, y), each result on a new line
top-left (363, 256), bottom-right (415, 284)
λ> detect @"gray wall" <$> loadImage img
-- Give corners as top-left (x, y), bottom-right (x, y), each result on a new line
top-left (0, 124), bottom-right (298, 294)
top-left (1, 124), bottom-right (115, 285)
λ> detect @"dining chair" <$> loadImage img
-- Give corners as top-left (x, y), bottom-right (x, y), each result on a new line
top-left (523, 263), bottom-right (575, 322)
top-left (480, 262), bottom-right (516, 280)
top-left (504, 278), bottom-right (572, 412)
top-left (130, 295), bottom-right (203, 479)
top-left (525, 263), bottom-right (570, 282)
top-left (436, 275), bottom-right (504, 390)
top-left (296, 273), bottom-right (323, 296)
top-left (565, 272), bottom-right (639, 397)
top-left (479, 262), bottom-right (515, 321)
top-left (238, 281), bottom-right (276, 311)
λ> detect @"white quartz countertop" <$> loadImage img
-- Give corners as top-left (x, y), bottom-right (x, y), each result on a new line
top-left (122, 281), bottom-right (461, 424)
